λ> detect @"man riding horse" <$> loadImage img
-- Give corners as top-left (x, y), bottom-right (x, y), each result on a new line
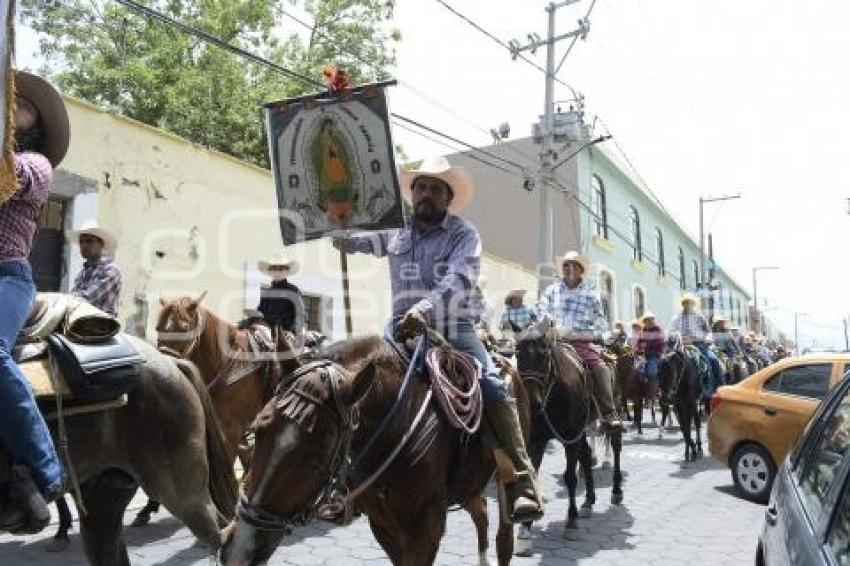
top-left (0, 72), bottom-right (69, 533)
top-left (537, 251), bottom-right (623, 432)
top-left (335, 155), bottom-right (544, 522)
top-left (669, 292), bottom-right (724, 389)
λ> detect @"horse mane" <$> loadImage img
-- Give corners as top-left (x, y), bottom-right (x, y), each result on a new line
top-left (313, 334), bottom-right (399, 375)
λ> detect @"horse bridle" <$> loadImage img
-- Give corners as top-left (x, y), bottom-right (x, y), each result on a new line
top-left (234, 361), bottom-right (356, 534)
top-left (157, 307), bottom-right (206, 359)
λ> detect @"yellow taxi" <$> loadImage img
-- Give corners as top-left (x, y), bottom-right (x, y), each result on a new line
top-left (708, 353), bottom-right (850, 502)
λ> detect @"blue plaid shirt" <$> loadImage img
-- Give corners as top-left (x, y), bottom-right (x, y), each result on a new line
top-left (538, 280), bottom-right (608, 334)
top-left (669, 311), bottom-right (710, 343)
top-left (501, 305), bottom-right (537, 331)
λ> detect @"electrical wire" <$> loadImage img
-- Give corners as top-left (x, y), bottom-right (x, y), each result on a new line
top-left (555, 0), bottom-right (597, 75)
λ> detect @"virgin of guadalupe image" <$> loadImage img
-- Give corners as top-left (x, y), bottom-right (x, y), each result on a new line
top-left (310, 117), bottom-right (359, 228)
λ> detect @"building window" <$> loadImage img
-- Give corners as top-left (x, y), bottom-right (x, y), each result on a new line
top-left (591, 175), bottom-right (608, 238)
top-left (692, 259), bottom-right (700, 289)
top-left (629, 206), bottom-right (642, 261)
top-left (302, 294), bottom-right (332, 333)
top-left (633, 286), bottom-right (646, 320)
top-left (678, 247), bottom-right (686, 290)
top-left (599, 270), bottom-right (615, 324)
top-left (655, 227), bottom-right (665, 276)
top-left (736, 298), bottom-right (742, 325)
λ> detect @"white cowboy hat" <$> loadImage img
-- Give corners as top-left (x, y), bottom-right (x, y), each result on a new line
top-left (400, 156), bottom-right (475, 214)
top-left (557, 251), bottom-right (589, 273)
top-left (258, 254), bottom-right (300, 276)
top-left (15, 71), bottom-right (70, 168)
top-left (680, 292), bottom-right (699, 305)
top-left (641, 311), bottom-right (657, 323)
top-left (68, 220), bottom-right (117, 253)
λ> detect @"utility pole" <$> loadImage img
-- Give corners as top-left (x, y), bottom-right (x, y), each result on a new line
top-left (510, 1), bottom-right (589, 295)
top-left (795, 312), bottom-right (809, 356)
top-left (751, 266), bottom-right (779, 334)
top-left (698, 194), bottom-right (741, 317)
top-left (844, 317), bottom-right (849, 352)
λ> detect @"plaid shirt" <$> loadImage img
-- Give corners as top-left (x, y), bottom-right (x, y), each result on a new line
top-left (72, 257), bottom-right (124, 316)
top-left (501, 305), bottom-right (537, 331)
top-left (538, 280), bottom-right (608, 334)
top-left (0, 152), bottom-right (52, 262)
top-left (669, 311), bottom-right (710, 343)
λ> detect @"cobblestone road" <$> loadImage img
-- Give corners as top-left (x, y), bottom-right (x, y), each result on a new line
top-left (0, 420), bottom-right (764, 565)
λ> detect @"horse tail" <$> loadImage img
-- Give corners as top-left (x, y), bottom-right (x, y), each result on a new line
top-left (174, 358), bottom-right (239, 521)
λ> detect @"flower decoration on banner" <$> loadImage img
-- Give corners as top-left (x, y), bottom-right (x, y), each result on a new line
top-left (322, 65), bottom-right (351, 96)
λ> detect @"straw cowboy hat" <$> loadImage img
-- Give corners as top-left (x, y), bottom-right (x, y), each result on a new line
top-left (641, 311), bottom-right (657, 323)
top-left (680, 292), bottom-right (699, 305)
top-left (16, 71), bottom-right (70, 168)
top-left (557, 251), bottom-right (589, 273)
top-left (400, 156), bottom-right (475, 214)
top-left (258, 254), bottom-right (300, 276)
top-left (68, 220), bottom-right (118, 253)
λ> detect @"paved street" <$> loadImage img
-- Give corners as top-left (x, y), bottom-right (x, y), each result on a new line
top-left (0, 418), bottom-right (764, 565)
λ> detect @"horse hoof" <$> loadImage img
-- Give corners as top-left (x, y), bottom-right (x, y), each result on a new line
top-left (563, 527), bottom-right (580, 541)
top-left (514, 538), bottom-right (533, 557)
top-left (611, 492), bottom-right (624, 505)
top-left (579, 506), bottom-right (593, 519)
top-left (46, 537), bottom-right (70, 553)
top-left (478, 551), bottom-right (494, 566)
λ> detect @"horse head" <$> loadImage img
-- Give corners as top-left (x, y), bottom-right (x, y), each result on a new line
top-left (515, 332), bottom-right (554, 407)
top-left (156, 292), bottom-right (209, 357)
top-left (659, 350), bottom-right (683, 405)
top-left (220, 359), bottom-right (375, 566)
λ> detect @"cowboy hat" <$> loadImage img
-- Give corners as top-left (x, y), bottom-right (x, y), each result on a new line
top-left (400, 156), bottom-right (475, 214)
top-left (630, 319), bottom-right (642, 328)
top-left (258, 254), bottom-right (300, 275)
top-left (15, 71), bottom-right (70, 168)
top-left (680, 292), bottom-right (699, 305)
top-left (557, 251), bottom-right (589, 273)
top-left (641, 311), bottom-right (656, 323)
top-left (68, 220), bottom-right (117, 253)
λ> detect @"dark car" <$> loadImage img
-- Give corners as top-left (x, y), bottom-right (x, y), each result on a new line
top-left (757, 371), bottom-right (850, 565)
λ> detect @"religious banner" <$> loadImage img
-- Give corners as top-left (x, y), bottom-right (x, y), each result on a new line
top-left (265, 82), bottom-right (404, 245)
top-left (0, 0), bottom-right (16, 203)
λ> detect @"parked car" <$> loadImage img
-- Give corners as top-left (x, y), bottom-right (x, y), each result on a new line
top-left (756, 370), bottom-right (850, 565)
top-left (708, 353), bottom-right (850, 503)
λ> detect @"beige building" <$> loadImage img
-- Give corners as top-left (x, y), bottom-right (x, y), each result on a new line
top-left (35, 97), bottom-right (536, 340)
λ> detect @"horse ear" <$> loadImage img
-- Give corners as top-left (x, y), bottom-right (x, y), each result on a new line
top-left (159, 297), bottom-right (167, 307)
top-left (195, 290), bottom-right (208, 305)
top-left (341, 361), bottom-right (376, 406)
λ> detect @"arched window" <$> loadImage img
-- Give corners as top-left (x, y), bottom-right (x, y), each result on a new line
top-left (599, 270), bottom-right (615, 324)
top-left (591, 175), bottom-right (608, 238)
top-left (736, 298), bottom-right (742, 325)
top-left (629, 206), bottom-right (642, 261)
top-left (655, 227), bottom-right (665, 276)
top-left (633, 286), bottom-right (646, 320)
top-left (692, 259), bottom-right (700, 289)
top-left (678, 247), bottom-right (686, 290)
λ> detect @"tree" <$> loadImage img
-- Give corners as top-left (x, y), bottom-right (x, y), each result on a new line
top-left (21, 0), bottom-right (399, 167)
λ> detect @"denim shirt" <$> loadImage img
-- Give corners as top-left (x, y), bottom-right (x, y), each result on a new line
top-left (344, 213), bottom-right (482, 327)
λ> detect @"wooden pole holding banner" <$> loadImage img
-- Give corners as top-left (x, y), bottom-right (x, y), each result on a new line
top-left (339, 235), bottom-right (353, 338)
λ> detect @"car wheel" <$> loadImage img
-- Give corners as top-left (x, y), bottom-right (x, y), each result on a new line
top-left (732, 443), bottom-right (776, 504)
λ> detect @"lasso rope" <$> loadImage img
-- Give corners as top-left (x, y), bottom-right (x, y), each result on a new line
top-left (425, 346), bottom-right (483, 435)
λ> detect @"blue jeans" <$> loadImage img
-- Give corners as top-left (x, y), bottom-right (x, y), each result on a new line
top-left (440, 323), bottom-right (508, 405)
top-left (695, 343), bottom-right (725, 389)
top-left (0, 261), bottom-right (63, 492)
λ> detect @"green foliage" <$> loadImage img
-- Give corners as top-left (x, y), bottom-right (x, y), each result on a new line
top-left (21, 0), bottom-right (399, 167)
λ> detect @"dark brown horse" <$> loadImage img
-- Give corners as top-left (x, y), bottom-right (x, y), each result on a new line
top-left (514, 335), bottom-right (623, 544)
top-left (659, 349), bottom-right (703, 462)
top-left (611, 347), bottom-right (660, 435)
top-left (2, 337), bottom-right (238, 565)
top-left (220, 333), bottom-right (532, 566)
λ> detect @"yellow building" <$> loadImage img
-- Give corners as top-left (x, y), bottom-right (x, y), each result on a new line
top-left (38, 97), bottom-right (536, 340)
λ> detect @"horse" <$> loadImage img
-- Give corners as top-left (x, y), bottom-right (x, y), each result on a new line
top-left (659, 349), bottom-right (703, 462)
top-left (220, 333), bottom-right (532, 566)
top-left (2, 337), bottom-right (238, 564)
top-left (610, 346), bottom-right (660, 436)
top-left (514, 335), bottom-right (623, 542)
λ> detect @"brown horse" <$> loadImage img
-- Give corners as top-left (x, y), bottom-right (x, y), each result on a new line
top-left (220, 333), bottom-right (532, 566)
top-left (1, 337), bottom-right (238, 565)
top-left (156, 294), bottom-right (294, 463)
top-left (612, 347), bottom-right (660, 435)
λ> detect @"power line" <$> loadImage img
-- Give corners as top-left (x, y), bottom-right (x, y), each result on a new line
top-left (555, 0), bottom-right (597, 75)
top-left (432, 0), bottom-right (579, 99)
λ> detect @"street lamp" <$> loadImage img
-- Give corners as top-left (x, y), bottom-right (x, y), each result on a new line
top-left (698, 193), bottom-right (741, 318)
top-left (752, 266), bottom-right (780, 334)
top-left (795, 312), bottom-right (810, 355)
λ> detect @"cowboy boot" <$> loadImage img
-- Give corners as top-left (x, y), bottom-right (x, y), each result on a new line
top-left (485, 397), bottom-right (544, 523)
top-left (5, 466), bottom-right (50, 535)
